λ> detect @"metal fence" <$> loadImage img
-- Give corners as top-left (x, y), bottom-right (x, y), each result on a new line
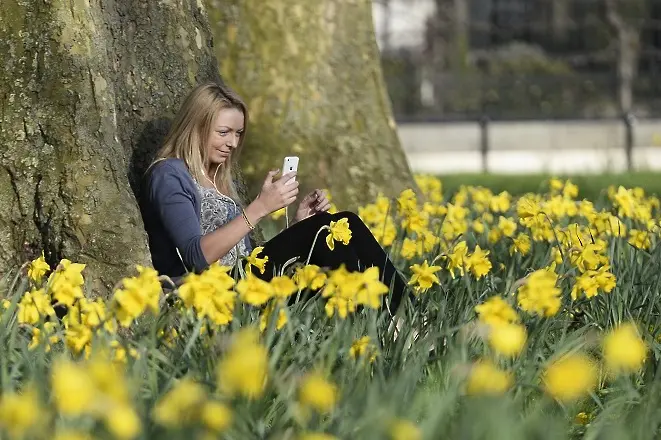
top-left (398, 116), bottom-right (661, 174)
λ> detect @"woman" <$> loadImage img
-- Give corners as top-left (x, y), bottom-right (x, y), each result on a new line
top-left (141, 82), bottom-right (408, 314)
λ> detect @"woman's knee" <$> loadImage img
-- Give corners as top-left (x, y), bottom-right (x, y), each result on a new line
top-left (333, 211), bottom-right (371, 232)
top-left (296, 211), bottom-right (363, 234)
top-left (302, 212), bottom-right (333, 229)
top-left (332, 210), bottom-right (361, 223)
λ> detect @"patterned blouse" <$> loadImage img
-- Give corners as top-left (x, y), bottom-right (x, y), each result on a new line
top-left (195, 180), bottom-right (252, 267)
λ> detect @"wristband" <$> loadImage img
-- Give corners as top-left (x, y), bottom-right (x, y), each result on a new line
top-left (242, 208), bottom-right (255, 230)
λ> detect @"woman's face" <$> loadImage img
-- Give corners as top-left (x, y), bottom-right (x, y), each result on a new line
top-left (206, 107), bottom-right (245, 167)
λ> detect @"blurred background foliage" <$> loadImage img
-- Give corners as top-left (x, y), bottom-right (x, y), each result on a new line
top-left (374, 0), bottom-right (661, 121)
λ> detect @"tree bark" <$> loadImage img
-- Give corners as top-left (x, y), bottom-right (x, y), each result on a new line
top-left (206, 0), bottom-right (415, 210)
top-left (0, 0), bottom-right (239, 294)
top-left (551, 0), bottom-right (570, 45)
top-left (451, 0), bottom-right (469, 70)
top-left (605, 0), bottom-right (643, 114)
top-left (426, 0), bottom-right (470, 114)
top-left (376, 0), bottom-right (392, 52)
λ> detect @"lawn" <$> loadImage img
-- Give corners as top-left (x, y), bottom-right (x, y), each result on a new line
top-left (438, 172), bottom-right (661, 202)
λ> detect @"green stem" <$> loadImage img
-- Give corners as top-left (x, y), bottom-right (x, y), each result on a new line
top-left (306, 225), bottom-right (331, 266)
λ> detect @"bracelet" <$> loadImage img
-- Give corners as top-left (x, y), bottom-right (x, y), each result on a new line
top-left (241, 208), bottom-right (255, 230)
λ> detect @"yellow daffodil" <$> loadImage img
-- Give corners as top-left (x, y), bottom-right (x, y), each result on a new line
top-left (466, 359), bottom-right (512, 395)
top-left (543, 354), bottom-right (597, 402)
top-left (517, 269), bottom-right (561, 317)
top-left (200, 400), bottom-right (233, 433)
top-left (488, 322), bottom-right (527, 358)
top-left (51, 359), bottom-right (96, 416)
top-left (0, 385), bottom-right (43, 438)
top-left (299, 372), bottom-right (338, 414)
top-left (389, 419), bottom-right (422, 440)
top-left (246, 247), bottom-right (269, 274)
top-left (400, 238), bottom-right (421, 260)
top-left (498, 216), bottom-right (517, 237)
top-left (270, 275), bottom-right (297, 299)
top-left (48, 259), bottom-right (86, 307)
top-left (415, 174), bottom-right (443, 203)
top-left (326, 218), bottom-right (352, 250)
top-left (510, 233), bottom-right (531, 256)
top-left (178, 264), bottom-right (236, 326)
top-left (271, 207), bottom-right (286, 220)
top-left (466, 245), bottom-right (492, 279)
top-left (475, 296), bottom-right (519, 326)
top-left (259, 301), bottom-right (288, 332)
top-left (603, 323), bottom-right (648, 375)
top-left (28, 321), bottom-right (59, 352)
top-left (152, 378), bottom-right (206, 427)
top-left (17, 288), bottom-right (55, 324)
top-left (446, 241), bottom-right (469, 278)
top-left (629, 229), bottom-right (652, 250)
top-left (571, 265), bottom-right (616, 300)
top-left (104, 404), bottom-right (141, 440)
top-left (350, 336), bottom-right (378, 362)
top-left (217, 329), bottom-right (268, 398)
top-left (113, 265), bottom-right (161, 327)
top-left (299, 433), bottom-right (339, 440)
top-left (408, 260), bottom-right (441, 293)
top-left (293, 264), bottom-right (327, 290)
top-left (236, 273), bottom-right (275, 306)
top-left (27, 252), bottom-right (50, 284)
top-left (396, 189), bottom-right (417, 217)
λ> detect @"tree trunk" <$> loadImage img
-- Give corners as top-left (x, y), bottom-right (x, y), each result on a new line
top-left (605, 0), bottom-right (644, 114)
top-left (451, 0), bottom-right (469, 71)
top-left (551, 0), bottom-right (570, 45)
top-left (206, 0), bottom-right (415, 210)
top-left (0, 0), bottom-right (409, 292)
top-left (378, 0), bottom-right (392, 52)
top-left (427, 0), bottom-right (469, 114)
top-left (616, 29), bottom-right (640, 113)
top-left (0, 0), bottom-right (242, 294)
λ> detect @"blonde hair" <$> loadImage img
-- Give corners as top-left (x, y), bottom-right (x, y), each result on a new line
top-left (152, 82), bottom-right (248, 201)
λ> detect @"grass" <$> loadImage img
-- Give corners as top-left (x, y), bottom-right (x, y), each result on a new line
top-left (437, 172), bottom-right (661, 201)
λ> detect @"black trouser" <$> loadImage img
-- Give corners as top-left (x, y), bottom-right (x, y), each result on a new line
top-left (251, 211), bottom-right (408, 314)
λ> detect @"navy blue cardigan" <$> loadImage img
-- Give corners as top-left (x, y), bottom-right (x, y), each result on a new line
top-left (141, 158), bottom-right (209, 277)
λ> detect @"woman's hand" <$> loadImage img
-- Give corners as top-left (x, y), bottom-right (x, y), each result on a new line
top-left (294, 189), bottom-right (331, 223)
top-left (253, 169), bottom-right (299, 216)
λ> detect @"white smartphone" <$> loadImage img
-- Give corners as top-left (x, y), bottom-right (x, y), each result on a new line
top-left (282, 156), bottom-right (299, 185)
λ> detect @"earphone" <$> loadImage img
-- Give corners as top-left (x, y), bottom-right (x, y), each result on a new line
top-left (204, 164), bottom-right (241, 260)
